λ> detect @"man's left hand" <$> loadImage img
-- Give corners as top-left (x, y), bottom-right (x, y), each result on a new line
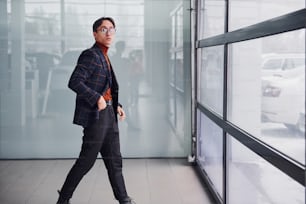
top-left (117, 106), bottom-right (126, 121)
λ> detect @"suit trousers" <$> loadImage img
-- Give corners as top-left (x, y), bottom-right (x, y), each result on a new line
top-left (58, 105), bottom-right (128, 202)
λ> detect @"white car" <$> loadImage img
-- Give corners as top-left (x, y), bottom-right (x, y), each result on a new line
top-left (261, 73), bottom-right (305, 132)
top-left (261, 53), bottom-right (304, 78)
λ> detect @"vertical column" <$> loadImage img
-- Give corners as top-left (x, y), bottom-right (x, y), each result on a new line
top-left (0, 0), bottom-right (9, 91)
top-left (144, 0), bottom-right (174, 100)
top-left (60, 0), bottom-right (66, 54)
top-left (183, 0), bottom-right (192, 156)
top-left (8, 0), bottom-right (26, 126)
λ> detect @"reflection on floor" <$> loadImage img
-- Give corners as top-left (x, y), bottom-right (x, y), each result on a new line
top-left (0, 159), bottom-right (217, 204)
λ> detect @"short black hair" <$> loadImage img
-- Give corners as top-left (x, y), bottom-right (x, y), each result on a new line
top-left (93, 17), bottom-right (116, 32)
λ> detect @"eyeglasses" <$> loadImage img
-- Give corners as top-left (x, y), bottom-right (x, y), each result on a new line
top-left (99, 27), bottom-right (116, 35)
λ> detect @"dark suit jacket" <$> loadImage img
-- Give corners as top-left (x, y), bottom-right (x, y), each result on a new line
top-left (68, 43), bottom-right (120, 127)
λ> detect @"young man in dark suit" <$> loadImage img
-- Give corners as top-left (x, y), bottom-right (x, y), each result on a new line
top-left (56, 17), bottom-right (135, 204)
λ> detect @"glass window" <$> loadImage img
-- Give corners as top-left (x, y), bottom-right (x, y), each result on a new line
top-left (229, 0), bottom-right (305, 31)
top-left (227, 29), bottom-right (305, 165)
top-left (197, 111), bottom-right (224, 199)
top-left (228, 136), bottom-right (305, 204)
top-left (198, 0), bottom-right (225, 39)
top-left (168, 2), bottom-right (188, 145)
top-left (198, 46), bottom-right (224, 116)
top-left (0, 0), bottom-right (191, 158)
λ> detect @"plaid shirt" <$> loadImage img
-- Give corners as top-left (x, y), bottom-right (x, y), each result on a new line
top-left (68, 43), bottom-right (119, 127)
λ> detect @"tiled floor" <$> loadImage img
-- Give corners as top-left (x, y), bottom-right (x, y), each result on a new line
top-left (0, 159), bottom-right (217, 204)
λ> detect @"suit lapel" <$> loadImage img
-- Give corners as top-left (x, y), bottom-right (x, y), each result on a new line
top-left (93, 44), bottom-right (112, 82)
top-left (92, 43), bottom-right (118, 92)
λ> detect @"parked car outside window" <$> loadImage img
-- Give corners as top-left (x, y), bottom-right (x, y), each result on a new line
top-left (261, 53), bottom-right (304, 78)
top-left (261, 72), bottom-right (305, 133)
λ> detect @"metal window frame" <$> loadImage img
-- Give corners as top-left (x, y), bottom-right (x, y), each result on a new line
top-left (198, 9), bottom-right (306, 48)
top-left (195, 4), bottom-right (306, 203)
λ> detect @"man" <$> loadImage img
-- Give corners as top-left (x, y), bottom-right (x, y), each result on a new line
top-left (56, 17), bottom-right (135, 204)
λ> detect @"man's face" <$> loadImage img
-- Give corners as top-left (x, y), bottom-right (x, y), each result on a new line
top-left (93, 20), bottom-right (115, 47)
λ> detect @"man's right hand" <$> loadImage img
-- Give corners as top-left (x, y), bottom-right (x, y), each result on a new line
top-left (97, 96), bottom-right (107, 111)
